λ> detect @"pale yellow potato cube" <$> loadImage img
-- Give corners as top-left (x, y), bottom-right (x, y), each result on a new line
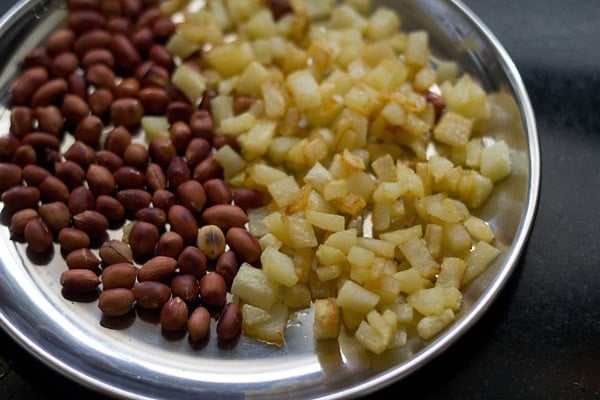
top-left (323, 179), bottom-right (348, 201)
top-left (287, 247), bottom-right (315, 284)
top-left (398, 238), bottom-right (440, 279)
top-left (206, 41), bottom-right (254, 78)
top-left (284, 184), bottom-right (312, 215)
top-left (243, 301), bottom-right (289, 347)
top-left (463, 216), bottom-right (495, 243)
top-left (462, 241), bottom-right (501, 285)
top-left (380, 100), bottom-right (406, 126)
top-left (354, 320), bottom-right (387, 354)
top-left (365, 59), bottom-right (407, 93)
top-left (407, 287), bottom-right (462, 316)
top-left (433, 111), bottom-right (473, 147)
top-left (429, 155), bottom-right (454, 183)
top-left (480, 140), bottom-right (512, 182)
top-left (428, 198), bottom-right (470, 224)
top-left (336, 280), bottom-right (380, 314)
top-left (283, 283), bottom-right (312, 308)
top-left (261, 246), bottom-right (299, 287)
top-left (231, 263), bottom-right (278, 310)
top-left (344, 84), bottom-right (382, 117)
top-left (332, 193), bottom-right (367, 216)
top-left (396, 162), bottom-right (425, 197)
top-left (371, 154), bottom-right (397, 182)
top-left (235, 61), bottom-right (269, 95)
top-left (307, 40), bottom-right (333, 71)
top-left (261, 80), bottom-right (287, 119)
top-left (219, 113), bottom-right (256, 136)
top-left (372, 182), bottom-right (402, 203)
top-left (247, 207), bottom-right (270, 237)
top-left (356, 237), bottom-right (396, 258)
top-left (284, 215), bottom-right (318, 248)
top-left (316, 244), bottom-right (347, 267)
top-left (379, 225), bottom-right (422, 245)
top-left (347, 246), bottom-right (375, 270)
top-left (465, 138), bottom-right (483, 168)
top-left (246, 8), bottom-right (278, 38)
top-left (347, 171), bottom-right (376, 201)
top-left (308, 269), bottom-right (338, 299)
top-left (436, 60), bottom-right (459, 83)
top-left (306, 211), bottom-right (346, 232)
top-left (395, 267), bottom-right (433, 294)
top-left (413, 66), bottom-right (436, 92)
top-left (372, 200), bottom-right (392, 232)
top-left (323, 229), bottom-right (358, 254)
top-left (291, 0), bottom-right (335, 20)
top-left (214, 145), bottom-right (247, 177)
top-left (142, 116), bottom-right (169, 142)
top-left (361, 40), bottom-right (395, 67)
top-left (268, 175), bottom-right (300, 208)
top-left (263, 212), bottom-right (292, 246)
top-left (306, 191), bottom-right (337, 214)
top-left (171, 65), bottom-right (206, 104)
top-left (210, 95), bottom-right (234, 128)
top-left (441, 74), bottom-right (490, 121)
top-left (424, 224), bottom-right (443, 260)
top-left (366, 7), bottom-right (400, 40)
top-left (268, 137), bottom-right (300, 165)
top-left (238, 120), bottom-right (277, 160)
top-left (435, 257), bottom-right (467, 289)
top-left (259, 233), bottom-right (283, 251)
top-left (387, 327), bottom-right (408, 349)
top-left (405, 30), bottom-right (429, 66)
top-left (242, 303), bottom-right (271, 326)
top-left (459, 170), bottom-right (494, 209)
top-left (303, 162), bottom-right (333, 193)
top-left (313, 298), bottom-right (341, 340)
top-left (442, 223), bottom-right (472, 257)
top-left (387, 302), bottom-right (414, 325)
top-left (286, 69), bottom-right (322, 110)
top-left (341, 307), bottom-right (364, 332)
top-left (417, 308), bottom-right (455, 341)
top-left (366, 309), bottom-right (393, 343)
top-left (316, 265), bottom-right (342, 281)
top-left (303, 136), bottom-right (329, 167)
top-left (166, 33), bottom-right (201, 59)
top-left (364, 274), bottom-right (402, 305)
top-left (329, 4), bottom-right (368, 31)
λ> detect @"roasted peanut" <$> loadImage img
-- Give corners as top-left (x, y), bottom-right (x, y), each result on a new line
top-left (98, 288), bottom-right (135, 317)
top-left (11, 67), bottom-right (48, 105)
top-left (86, 63), bottom-right (116, 89)
top-left (128, 220), bottom-right (159, 257)
top-left (66, 248), bottom-right (101, 270)
top-left (199, 273), bottom-right (227, 308)
top-left (160, 297), bottom-right (188, 331)
top-left (31, 78), bottom-right (69, 108)
top-left (135, 207), bottom-right (167, 230)
top-left (11, 145), bottom-right (37, 167)
top-left (50, 52), bottom-right (79, 78)
top-left (233, 187), bottom-right (268, 209)
top-left (133, 281), bottom-right (171, 309)
top-left (68, 187), bottom-right (95, 215)
top-left (131, 27), bottom-right (154, 53)
top-left (192, 156), bottom-right (223, 183)
top-left (62, 94), bottom-right (90, 125)
top-left (94, 194), bottom-right (125, 222)
top-left (81, 48), bottom-right (115, 70)
top-left (187, 306), bottom-right (211, 341)
top-left (21, 132), bottom-right (61, 151)
top-left (67, 72), bottom-right (88, 99)
top-left (157, 231), bottom-right (184, 259)
top-left (45, 28), bottom-right (76, 55)
top-left (106, 17), bottom-right (130, 34)
top-left (38, 176), bottom-right (70, 203)
top-left (189, 110), bottom-right (213, 141)
top-left (104, 126), bottom-right (132, 157)
top-left (168, 121), bottom-right (192, 153)
top-left (64, 141), bottom-right (96, 168)
top-left (22, 164), bottom-right (50, 187)
top-left (75, 115), bottom-right (104, 145)
top-left (139, 87), bottom-right (169, 114)
top-left (88, 88), bottom-right (114, 116)
top-left (177, 246), bottom-right (207, 279)
top-left (101, 263), bottom-right (138, 289)
top-left (99, 239), bottom-right (133, 265)
top-left (216, 302), bottom-right (242, 341)
top-left (201, 205), bottom-right (249, 231)
top-left (197, 225), bottom-right (226, 260)
top-left (215, 251), bottom-right (239, 288)
top-left (166, 101), bottom-right (193, 124)
top-left (0, 135), bottom-right (21, 160)
top-left (23, 218), bottom-right (53, 253)
top-left (95, 150), bottom-right (124, 172)
top-left (146, 163), bottom-right (167, 191)
top-left (58, 227), bottom-right (90, 252)
top-left (113, 166), bottom-right (145, 189)
top-left (111, 97), bottom-right (143, 127)
top-left (38, 202), bottom-right (71, 232)
top-left (117, 188), bottom-right (152, 213)
top-left (166, 156), bottom-right (190, 189)
top-left (123, 142), bottom-right (149, 170)
top-left (55, 160), bottom-right (86, 190)
top-left (0, 163), bottom-right (23, 190)
top-left (168, 205), bottom-right (198, 244)
top-left (60, 269), bottom-right (100, 293)
top-left (148, 44), bottom-right (174, 72)
top-left (176, 180), bottom-right (206, 214)
top-left (151, 189), bottom-right (176, 211)
top-left (203, 179), bottom-right (232, 206)
top-left (10, 106), bottom-right (34, 138)
top-left (74, 29), bottom-right (112, 56)
top-left (138, 255), bottom-right (177, 282)
top-left (9, 208), bottom-right (39, 236)
top-left (68, 10), bottom-right (107, 34)
top-left (110, 34), bottom-right (141, 72)
top-left (35, 106), bottom-right (64, 136)
top-left (1, 185), bottom-right (40, 213)
top-left (113, 77), bottom-right (140, 99)
top-left (148, 138), bottom-right (176, 168)
top-left (73, 210), bottom-right (109, 238)
top-left (170, 274), bottom-right (199, 303)
top-left (87, 164), bottom-right (116, 197)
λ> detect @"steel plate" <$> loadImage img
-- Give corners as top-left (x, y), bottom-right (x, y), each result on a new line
top-left (0, 0), bottom-right (540, 398)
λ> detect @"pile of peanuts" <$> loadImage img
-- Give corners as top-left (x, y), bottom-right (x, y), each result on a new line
top-left (0, 0), bottom-right (265, 343)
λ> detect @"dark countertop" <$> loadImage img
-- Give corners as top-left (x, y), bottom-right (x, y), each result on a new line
top-left (1, 0), bottom-right (599, 399)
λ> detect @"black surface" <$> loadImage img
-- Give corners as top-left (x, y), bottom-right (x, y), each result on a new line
top-left (1, 1), bottom-right (599, 399)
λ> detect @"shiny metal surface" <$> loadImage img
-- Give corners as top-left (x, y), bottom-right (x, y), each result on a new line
top-left (0, 0), bottom-right (540, 399)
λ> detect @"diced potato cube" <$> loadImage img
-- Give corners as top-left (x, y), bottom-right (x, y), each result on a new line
top-left (235, 61), bottom-right (269, 95)
top-left (462, 241), bottom-right (501, 285)
top-left (441, 74), bottom-right (490, 121)
top-left (398, 238), bottom-right (440, 279)
top-left (142, 116), bottom-right (169, 142)
top-left (417, 308), bottom-right (455, 340)
top-left (356, 237), bottom-right (395, 258)
top-left (435, 257), bottom-right (467, 289)
top-left (366, 7), bottom-right (400, 40)
top-left (336, 280), bottom-right (380, 314)
top-left (458, 170), bottom-right (494, 209)
top-left (166, 33), bottom-right (201, 59)
top-left (463, 216), bottom-right (495, 243)
top-left (171, 65), bottom-right (207, 104)
top-left (262, 80), bottom-right (287, 119)
top-left (429, 155), bottom-right (454, 182)
top-left (405, 30), bottom-right (429, 66)
top-left (396, 162), bottom-right (425, 197)
top-left (238, 120), bottom-right (277, 160)
top-left (303, 136), bottom-right (330, 167)
top-left (243, 301), bottom-right (289, 347)
top-left (395, 267), bottom-right (433, 294)
top-left (268, 137), bottom-right (300, 165)
top-left (283, 283), bottom-right (312, 308)
top-left (259, 233), bottom-right (283, 251)
top-left (268, 175), bottom-right (300, 208)
top-left (247, 207), bottom-right (270, 237)
top-left (263, 212), bottom-right (292, 246)
top-left (313, 298), bottom-right (341, 340)
top-left (206, 41), bottom-right (254, 77)
top-left (219, 113), bottom-right (256, 136)
top-left (246, 8), bottom-right (278, 38)
top-left (372, 200), bottom-right (392, 232)
top-left (316, 244), bottom-right (347, 267)
top-left (331, 193), bottom-right (367, 216)
top-left (424, 224), bottom-right (443, 260)
top-left (442, 223), bottom-right (472, 257)
top-left (242, 303), bottom-right (271, 326)
top-left (380, 100), bottom-right (406, 126)
top-left (329, 5), bottom-right (367, 31)
top-left (387, 327), bottom-right (408, 349)
top-left (284, 215), bottom-right (318, 248)
top-left (231, 263), bottom-right (278, 310)
top-left (388, 302), bottom-right (414, 325)
top-left (465, 138), bottom-right (483, 168)
top-left (344, 84), bottom-right (382, 117)
top-left (214, 145), bottom-right (247, 177)
top-left (341, 307), bottom-right (364, 332)
top-left (291, 0), bottom-right (335, 21)
top-left (371, 154), bottom-right (397, 182)
top-left (306, 211), bottom-right (346, 232)
top-left (261, 246), bottom-right (299, 287)
top-left (433, 111), bottom-right (473, 147)
top-left (303, 162), bottom-right (333, 193)
top-left (323, 179), bottom-right (348, 201)
top-left (480, 140), bottom-right (512, 182)
top-left (406, 287), bottom-right (462, 316)
top-left (323, 229), bottom-right (358, 254)
top-left (347, 246), bottom-right (375, 270)
top-left (347, 171), bottom-right (376, 201)
top-left (317, 265), bottom-right (342, 281)
top-left (354, 320), bottom-right (387, 354)
top-left (285, 184), bottom-right (312, 215)
top-left (379, 225), bottom-right (422, 245)
top-left (286, 69), bottom-right (322, 110)
top-left (364, 274), bottom-right (401, 305)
